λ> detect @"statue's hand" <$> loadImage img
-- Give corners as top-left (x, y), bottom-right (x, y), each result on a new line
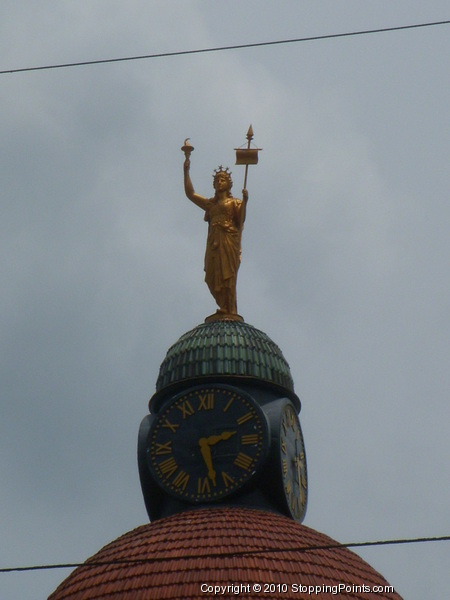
top-left (242, 188), bottom-right (248, 202)
top-left (184, 157), bottom-right (190, 170)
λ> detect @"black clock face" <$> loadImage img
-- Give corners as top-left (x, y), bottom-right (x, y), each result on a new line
top-left (148, 385), bottom-right (269, 503)
top-left (280, 403), bottom-right (307, 522)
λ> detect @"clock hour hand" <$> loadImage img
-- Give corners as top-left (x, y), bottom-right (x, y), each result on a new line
top-left (205, 431), bottom-right (236, 446)
top-left (294, 438), bottom-right (306, 488)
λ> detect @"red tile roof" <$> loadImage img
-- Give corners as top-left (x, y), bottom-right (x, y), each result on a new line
top-left (49, 507), bottom-right (403, 599)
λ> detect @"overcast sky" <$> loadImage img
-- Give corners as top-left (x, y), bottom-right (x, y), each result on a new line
top-left (1, 2), bottom-right (449, 599)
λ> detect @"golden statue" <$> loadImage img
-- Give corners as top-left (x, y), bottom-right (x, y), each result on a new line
top-left (183, 151), bottom-right (247, 320)
top-left (182, 129), bottom-right (259, 322)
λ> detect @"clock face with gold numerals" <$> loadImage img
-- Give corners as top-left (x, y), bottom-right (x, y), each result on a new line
top-left (279, 402), bottom-right (308, 522)
top-left (148, 385), bottom-right (269, 503)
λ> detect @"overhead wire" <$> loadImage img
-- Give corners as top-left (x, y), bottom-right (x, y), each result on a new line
top-left (1, 534), bottom-right (449, 573)
top-left (1, 19), bottom-right (449, 75)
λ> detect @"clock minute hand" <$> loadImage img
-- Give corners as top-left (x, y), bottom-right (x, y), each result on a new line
top-left (199, 431), bottom-right (237, 485)
top-left (198, 438), bottom-right (216, 485)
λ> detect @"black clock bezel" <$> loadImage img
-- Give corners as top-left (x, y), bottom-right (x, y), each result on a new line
top-left (263, 398), bottom-right (308, 522)
top-left (146, 384), bottom-right (270, 504)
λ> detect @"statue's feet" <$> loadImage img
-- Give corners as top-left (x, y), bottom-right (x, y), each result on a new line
top-left (205, 311), bottom-right (244, 323)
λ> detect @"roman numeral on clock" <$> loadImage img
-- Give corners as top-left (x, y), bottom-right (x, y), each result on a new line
top-left (198, 393), bottom-right (214, 410)
top-left (236, 412), bottom-right (253, 425)
top-left (154, 441), bottom-right (172, 455)
top-left (221, 471), bottom-right (235, 488)
top-left (197, 477), bottom-right (211, 494)
top-left (159, 456), bottom-right (178, 477)
top-left (234, 452), bottom-right (253, 470)
top-left (223, 397), bottom-right (235, 412)
top-left (162, 418), bottom-right (179, 433)
top-left (178, 400), bottom-right (194, 419)
top-left (290, 494), bottom-right (301, 517)
top-left (172, 470), bottom-right (190, 490)
top-left (241, 434), bottom-right (259, 445)
top-left (287, 410), bottom-right (295, 430)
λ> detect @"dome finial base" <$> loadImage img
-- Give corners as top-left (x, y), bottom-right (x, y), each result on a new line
top-left (204, 311), bottom-right (244, 323)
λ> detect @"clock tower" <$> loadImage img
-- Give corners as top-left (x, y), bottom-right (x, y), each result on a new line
top-left (138, 320), bottom-right (308, 524)
top-left (138, 130), bottom-right (308, 524)
top-left (49, 131), bottom-right (403, 600)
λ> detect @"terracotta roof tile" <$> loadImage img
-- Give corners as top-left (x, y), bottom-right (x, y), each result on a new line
top-left (49, 507), bottom-right (403, 599)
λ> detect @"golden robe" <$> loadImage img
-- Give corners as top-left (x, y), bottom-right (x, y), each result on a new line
top-left (203, 196), bottom-right (244, 314)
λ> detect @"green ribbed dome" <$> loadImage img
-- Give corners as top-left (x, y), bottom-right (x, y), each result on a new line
top-left (152, 321), bottom-right (298, 410)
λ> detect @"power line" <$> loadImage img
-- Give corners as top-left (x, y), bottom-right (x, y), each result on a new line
top-left (2, 534), bottom-right (449, 573)
top-left (1, 19), bottom-right (449, 76)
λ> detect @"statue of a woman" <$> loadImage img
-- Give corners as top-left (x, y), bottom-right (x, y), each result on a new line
top-left (183, 154), bottom-right (248, 319)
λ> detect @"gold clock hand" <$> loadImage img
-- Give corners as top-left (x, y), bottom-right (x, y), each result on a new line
top-left (198, 438), bottom-right (216, 485)
top-left (295, 437), bottom-right (306, 489)
top-left (206, 431), bottom-right (236, 446)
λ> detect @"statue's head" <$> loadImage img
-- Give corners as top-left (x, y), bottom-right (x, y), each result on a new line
top-left (213, 166), bottom-right (233, 193)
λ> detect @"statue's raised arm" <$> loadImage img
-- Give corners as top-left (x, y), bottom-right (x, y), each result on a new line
top-left (183, 147), bottom-right (209, 210)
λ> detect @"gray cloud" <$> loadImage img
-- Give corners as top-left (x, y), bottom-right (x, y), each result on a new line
top-left (1, 4), bottom-right (449, 599)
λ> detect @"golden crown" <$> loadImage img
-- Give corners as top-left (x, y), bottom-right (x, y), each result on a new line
top-left (213, 165), bottom-right (232, 179)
